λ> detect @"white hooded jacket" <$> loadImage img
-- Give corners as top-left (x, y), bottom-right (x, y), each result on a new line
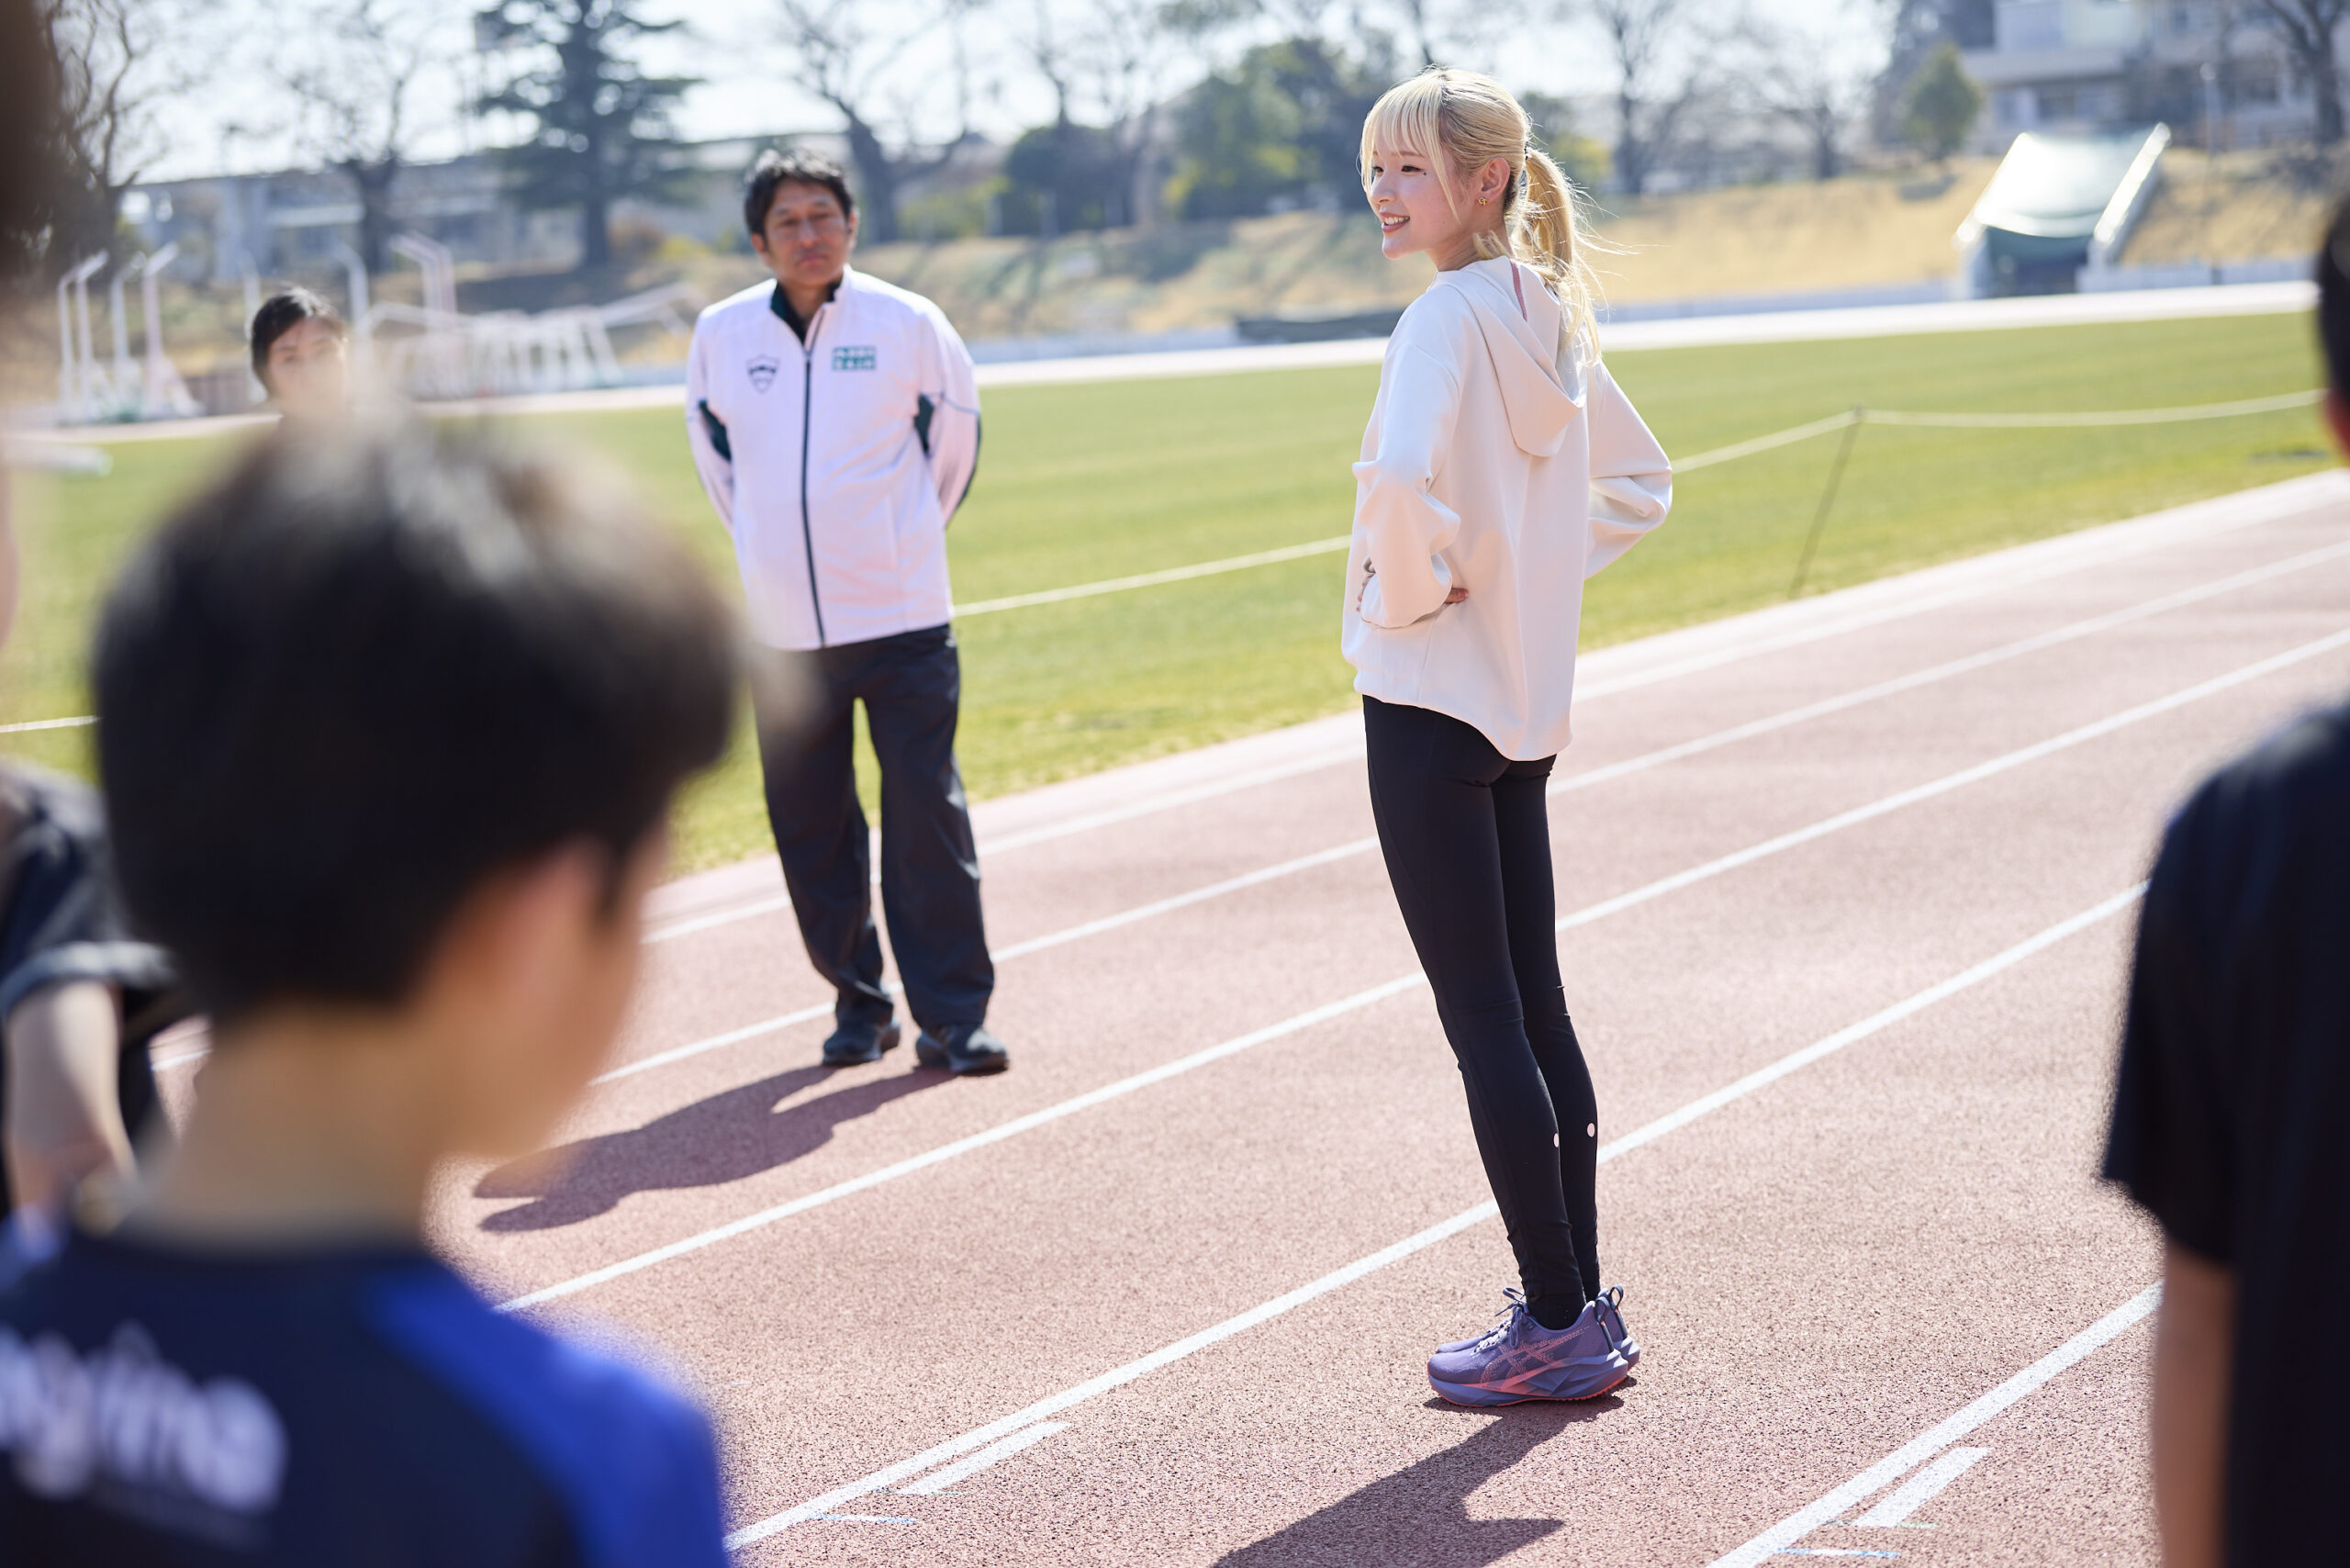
top-left (1342, 256), bottom-right (1673, 758)
top-left (685, 266), bottom-right (980, 651)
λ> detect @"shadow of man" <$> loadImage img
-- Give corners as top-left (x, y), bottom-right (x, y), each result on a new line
top-left (1214, 1394), bottom-right (1623, 1567)
top-left (474, 1062), bottom-right (950, 1231)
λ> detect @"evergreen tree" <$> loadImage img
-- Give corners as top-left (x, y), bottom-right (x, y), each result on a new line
top-left (1899, 42), bottom-right (1983, 163)
top-left (476, 0), bottom-right (695, 269)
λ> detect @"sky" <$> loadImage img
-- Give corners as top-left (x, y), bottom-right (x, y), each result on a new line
top-left (139, 0), bottom-right (1885, 184)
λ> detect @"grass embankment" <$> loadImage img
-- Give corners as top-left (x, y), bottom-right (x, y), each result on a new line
top-left (2125, 149), bottom-right (2334, 267)
top-left (5, 311), bottom-right (2325, 872)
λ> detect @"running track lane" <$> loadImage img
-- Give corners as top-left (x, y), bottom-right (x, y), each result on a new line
top-left (416, 477), bottom-right (2349, 1562)
top-left (498, 616), bottom-right (2349, 1312)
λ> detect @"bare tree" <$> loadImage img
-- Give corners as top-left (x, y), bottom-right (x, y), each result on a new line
top-left (277, 0), bottom-right (442, 272)
top-left (1384, 0), bottom-right (1516, 69)
top-left (2251, 0), bottom-right (2349, 145)
top-left (39, 0), bottom-right (191, 271)
top-left (1016, 0), bottom-right (1189, 229)
top-left (1740, 18), bottom-right (1878, 181)
top-left (1585, 0), bottom-right (1712, 195)
top-left (1081, 0), bottom-right (1185, 228)
top-left (776, 0), bottom-right (988, 243)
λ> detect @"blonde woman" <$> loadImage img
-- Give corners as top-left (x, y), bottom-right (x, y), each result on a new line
top-left (1349, 68), bottom-right (1671, 1406)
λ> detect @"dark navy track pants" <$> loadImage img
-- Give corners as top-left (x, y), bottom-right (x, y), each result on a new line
top-left (753, 624), bottom-right (994, 1035)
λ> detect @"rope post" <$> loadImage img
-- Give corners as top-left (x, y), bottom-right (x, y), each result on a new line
top-left (1789, 409), bottom-right (1865, 600)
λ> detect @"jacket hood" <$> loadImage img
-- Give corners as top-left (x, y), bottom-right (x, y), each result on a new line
top-left (1441, 258), bottom-right (1587, 458)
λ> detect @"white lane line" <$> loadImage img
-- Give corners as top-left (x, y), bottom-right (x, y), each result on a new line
top-left (641, 748), bottom-right (1367, 946)
top-left (1561, 479), bottom-right (2333, 707)
top-left (494, 973), bottom-right (1431, 1313)
top-left (1852, 1446), bottom-right (1989, 1528)
top-left (722, 1202), bottom-right (1502, 1548)
top-left (1595, 884), bottom-right (2143, 1163)
top-left (1707, 1286), bottom-right (2162, 1568)
top-left (1556, 625), bottom-right (2350, 937)
top-left (587, 542), bottom-right (2350, 1084)
top-left (896, 1421), bottom-right (1069, 1495)
top-left (1551, 538), bottom-right (2350, 805)
top-left (725, 888), bottom-right (2143, 1545)
top-left (645, 486), bottom-right (2330, 950)
top-left (495, 628), bottom-right (2344, 1312)
top-left (0, 715), bottom-right (95, 734)
top-left (590, 1002), bottom-right (833, 1086)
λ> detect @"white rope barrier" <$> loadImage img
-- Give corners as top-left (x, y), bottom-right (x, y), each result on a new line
top-left (953, 535), bottom-right (1350, 616)
top-left (0, 387), bottom-right (2325, 741)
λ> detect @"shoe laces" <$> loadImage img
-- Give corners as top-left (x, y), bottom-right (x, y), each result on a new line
top-left (1472, 1288), bottom-right (1529, 1351)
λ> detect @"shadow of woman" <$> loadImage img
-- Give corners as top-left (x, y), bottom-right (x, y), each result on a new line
top-left (474, 1062), bottom-right (951, 1231)
top-left (1214, 1394), bottom-right (1625, 1567)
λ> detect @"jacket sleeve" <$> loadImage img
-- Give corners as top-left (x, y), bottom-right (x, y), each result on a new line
top-left (914, 304), bottom-right (981, 525)
top-left (1349, 342), bottom-right (1465, 629)
top-left (683, 320), bottom-right (735, 538)
top-left (1583, 357), bottom-right (1671, 578)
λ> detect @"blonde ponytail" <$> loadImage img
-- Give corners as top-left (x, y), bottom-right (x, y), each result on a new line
top-left (1361, 68), bottom-right (1606, 359)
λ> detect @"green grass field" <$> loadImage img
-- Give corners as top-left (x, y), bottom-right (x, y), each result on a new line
top-left (4, 312), bottom-right (2327, 873)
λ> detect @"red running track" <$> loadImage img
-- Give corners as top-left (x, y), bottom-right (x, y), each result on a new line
top-left (163, 469), bottom-right (2350, 1564)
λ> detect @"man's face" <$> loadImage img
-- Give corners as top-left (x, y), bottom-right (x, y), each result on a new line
top-left (751, 180), bottom-right (856, 292)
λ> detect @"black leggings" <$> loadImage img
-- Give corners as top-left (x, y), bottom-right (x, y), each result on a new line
top-left (1363, 696), bottom-right (1599, 1313)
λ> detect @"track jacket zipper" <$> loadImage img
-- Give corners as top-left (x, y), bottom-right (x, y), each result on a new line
top-left (798, 302), bottom-right (829, 646)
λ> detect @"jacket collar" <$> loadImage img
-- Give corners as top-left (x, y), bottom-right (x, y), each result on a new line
top-left (769, 271), bottom-right (845, 341)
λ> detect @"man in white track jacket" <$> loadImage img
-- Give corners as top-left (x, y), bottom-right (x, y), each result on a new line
top-left (685, 149), bottom-right (1007, 1076)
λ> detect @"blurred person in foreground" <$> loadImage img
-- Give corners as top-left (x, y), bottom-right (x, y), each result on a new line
top-left (685, 149), bottom-right (1007, 1077)
top-left (0, 0), bottom-right (185, 1254)
top-left (0, 421), bottom-right (737, 1562)
top-left (249, 286), bottom-right (351, 421)
top-left (2102, 197), bottom-right (2350, 1567)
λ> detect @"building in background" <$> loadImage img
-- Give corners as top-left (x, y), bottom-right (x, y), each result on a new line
top-left (120, 135), bottom-right (855, 289)
top-left (1964, 0), bottom-right (2333, 151)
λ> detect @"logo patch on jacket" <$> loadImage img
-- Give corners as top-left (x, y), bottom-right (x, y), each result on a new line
top-left (832, 345), bottom-right (878, 372)
top-left (746, 355), bottom-right (779, 392)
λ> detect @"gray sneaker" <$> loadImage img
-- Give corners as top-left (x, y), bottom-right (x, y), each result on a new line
top-left (1427, 1294), bottom-right (1630, 1406)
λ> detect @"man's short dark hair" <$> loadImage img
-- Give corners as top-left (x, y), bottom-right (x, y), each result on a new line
top-left (744, 148), bottom-right (855, 239)
top-left (2320, 200), bottom-right (2350, 398)
top-left (249, 286), bottom-right (347, 387)
top-left (94, 422), bottom-right (737, 1022)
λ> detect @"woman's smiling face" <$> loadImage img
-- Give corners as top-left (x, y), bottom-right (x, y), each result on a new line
top-left (1364, 142), bottom-right (1465, 263)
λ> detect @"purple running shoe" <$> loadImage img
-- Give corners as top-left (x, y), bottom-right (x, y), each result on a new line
top-left (1593, 1285), bottom-right (1639, 1371)
top-left (1427, 1294), bottom-right (1629, 1407)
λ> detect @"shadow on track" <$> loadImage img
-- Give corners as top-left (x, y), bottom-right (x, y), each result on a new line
top-left (1214, 1394), bottom-right (1624, 1566)
top-left (474, 1063), bottom-right (951, 1230)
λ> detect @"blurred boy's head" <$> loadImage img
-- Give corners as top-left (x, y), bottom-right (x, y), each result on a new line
top-left (250, 288), bottom-right (350, 417)
top-left (95, 423), bottom-right (735, 1153)
top-left (2318, 200), bottom-right (2350, 453)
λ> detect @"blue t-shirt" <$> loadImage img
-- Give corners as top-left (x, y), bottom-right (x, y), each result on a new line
top-left (0, 1231), bottom-right (728, 1565)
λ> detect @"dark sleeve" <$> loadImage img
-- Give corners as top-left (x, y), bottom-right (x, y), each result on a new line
top-left (2103, 795), bottom-right (2234, 1261)
top-left (0, 778), bottom-right (186, 1046)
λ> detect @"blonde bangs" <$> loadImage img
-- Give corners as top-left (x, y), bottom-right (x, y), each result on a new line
top-left (1359, 77), bottom-right (1448, 196)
